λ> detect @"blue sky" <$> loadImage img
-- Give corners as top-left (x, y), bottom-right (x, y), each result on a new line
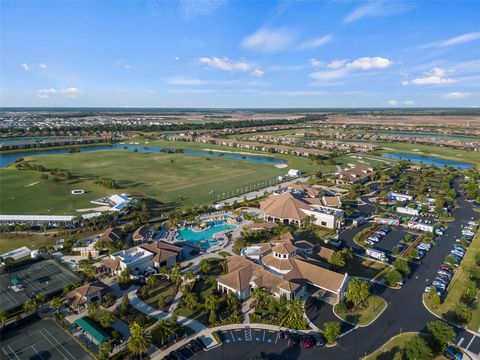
top-left (1, 0), bottom-right (479, 108)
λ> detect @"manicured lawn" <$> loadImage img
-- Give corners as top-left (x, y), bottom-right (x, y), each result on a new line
top-left (141, 280), bottom-right (177, 311)
top-left (365, 332), bottom-right (449, 360)
top-left (344, 257), bottom-right (387, 279)
top-left (1, 138), bottom-right (328, 214)
top-left (335, 295), bottom-right (387, 326)
top-left (175, 276), bottom-right (219, 324)
top-left (425, 231), bottom-right (480, 332)
top-left (0, 228), bottom-right (106, 254)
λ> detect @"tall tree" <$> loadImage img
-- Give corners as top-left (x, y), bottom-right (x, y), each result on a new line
top-left (427, 321), bottom-right (455, 353)
top-left (405, 336), bottom-right (433, 360)
top-left (152, 319), bottom-right (175, 345)
top-left (128, 322), bottom-right (152, 359)
top-left (323, 322), bottom-right (341, 344)
top-left (345, 278), bottom-right (370, 309)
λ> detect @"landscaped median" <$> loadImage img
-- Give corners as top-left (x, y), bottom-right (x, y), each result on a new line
top-left (423, 230), bottom-right (480, 332)
top-left (334, 294), bottom-right (387, 326)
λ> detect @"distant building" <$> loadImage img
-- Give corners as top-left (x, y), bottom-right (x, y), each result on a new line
top-left (335, 164), bottom-right (375, 185)
top-left (132, 225), bottom-right (150, 245)
top-left (67, 281), bottom-right (110, 311)
top-left (101, 246), bottom-right (154, 276)
top-left (72, 238), bottom-right (100, 257)
top-left (288, 169), bottom-right (301, 177)
top-left (99, 227), bottom-right (122, 243)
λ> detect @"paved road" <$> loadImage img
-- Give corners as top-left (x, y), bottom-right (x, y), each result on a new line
top-left (192, 177), bottom-right (480, 359)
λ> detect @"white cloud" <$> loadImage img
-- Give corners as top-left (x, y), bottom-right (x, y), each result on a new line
top-left (298, 35), bottom-right (332, 50)
top-left (165, 77), bottom-right (205, 85)
top-left (175, 56), bottom-right (180, 61)
top-left (347, 57), bottom-right (392, 70)
top-left (199, 57), bottom-right (250, 71)
top-left (443, 92), bottom-right (471, 99)
top-left (310, 68), bottom-right (349, 81)
top-left (21, 63), bottom-right (30, 71)
top-left (251, 68), bottom-right (264, 77)
top-left (343, 1), bottom-right (410, 24)
top-left (36, 87), bottom-right (82, 99)
top-left (199, 57), bottom-right (262, 76)
top-left (180, 0), bottom-right (224, 19)
top-left (404, 100), bottom-right (415, 105)
top-left (117, 59), bottom-right (133, 69)
top-left (310, 56), bottom-right (392, 84)
top-left (241, 27), bottom-right (297, 53)
top-left (39, 64), bottom-right (48, 70)
top-left (388, 100), bottom-right (398, 106)
top-left (309, 58), bottom-right (323, 67)
top-left (408, 67), bottom-right (455, 85)
top-left (327, 60), bottom-right (347, 69)
top-left (425, 31), bottom-right (480, 48)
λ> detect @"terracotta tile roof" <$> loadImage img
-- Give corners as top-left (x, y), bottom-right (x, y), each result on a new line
top-left (322, 196), bottom-right (342, 207)
top-left (262, 253), bottom-right (296, 272)
top-left (272, 242), bottom-right (297, 255)
top-left (100, 227), bottom-right (122, 243)
top-left (101, 257), bottom-right (122, 271)
top-left (67, 281), bottom-right (110, 308)
top-left (140, 242), bottom-right (181, 264)
top-left (133, 225), bottom-right (149, 242)
top-left (280, 232), bottom-right (295, 242)
top-left (260, 192), bottom-right (311, 221)
top-left (285, 258), bottom-right (347, 293)
top-left (317, 246), bottom-right (335, 261)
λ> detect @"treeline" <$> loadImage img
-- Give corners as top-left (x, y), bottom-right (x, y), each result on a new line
top-left (15, 160), bottom-right (72, 180)
top-left (0, 115), bottom-right (326, 135)
top-left (95, 176), bottom-right (117, 189)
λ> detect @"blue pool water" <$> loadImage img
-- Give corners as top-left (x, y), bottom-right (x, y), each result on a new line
top-left (176, 220), bottom-right (237, 248)
top-left (0, 144), bottom-right (287, 168)
top-left (381, 152), bottom-right (474, 169)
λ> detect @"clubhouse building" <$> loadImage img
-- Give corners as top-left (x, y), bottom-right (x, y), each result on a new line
top-left (260, 190), bottom-right (344, 229)
top-left (217, 233), bottom-right (348, 304)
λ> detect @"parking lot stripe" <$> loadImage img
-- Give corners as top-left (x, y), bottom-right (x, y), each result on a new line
top-left (466, 335), bottom-right (475, 350)
top-left (275, 332), bottom-right (280, 344)
top-left (262, 330), bottom-right (266, 342)
top-left (457, 337), bottom-right (464, 346)
top-left (230, 331), bottom-right (235, 343)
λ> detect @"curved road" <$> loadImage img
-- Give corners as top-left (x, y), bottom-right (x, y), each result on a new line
top-left (193, 178), bottom-right (480, 359)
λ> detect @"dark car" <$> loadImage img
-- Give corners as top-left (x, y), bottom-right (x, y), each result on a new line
top-left (289, 333), bottom-right (300, 346)
top-left (302, 334), bottom-right (315, 349)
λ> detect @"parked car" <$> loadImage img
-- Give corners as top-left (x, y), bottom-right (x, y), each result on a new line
top-left (432, 281), bottom-right (446, 290)
top-left (302, 335), bottom-right (315, 349)
top-left (440, 265), bottom-right (454, 272)
top-left (450, 250), bottom-right (464, 258)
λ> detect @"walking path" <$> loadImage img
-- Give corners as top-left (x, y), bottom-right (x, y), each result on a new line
top-left (128, 289), bottom-right (207, 333)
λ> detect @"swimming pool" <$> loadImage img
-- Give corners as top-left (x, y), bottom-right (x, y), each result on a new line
top-left (176, 220), bottom-right (237, 248)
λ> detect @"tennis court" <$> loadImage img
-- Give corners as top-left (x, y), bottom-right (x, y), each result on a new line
top-left (1, 318), bottom-right (92, 360)
top-left (0, 259), bottom-right (80, 312)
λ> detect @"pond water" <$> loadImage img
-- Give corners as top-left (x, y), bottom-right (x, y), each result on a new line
top-left (176, 220), bottom-right (237, 249)
top-left (380, 132), bottom-right (480, 141)
top-left (0, 144), bottom-right (287, 168)
top-left (380, 152), bottom-right (474, 169)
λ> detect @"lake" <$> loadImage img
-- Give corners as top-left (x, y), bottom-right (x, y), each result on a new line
top-left (0, 144), bottom-right (287, 168)
top-left (380, 152), bottom-right (474, 169)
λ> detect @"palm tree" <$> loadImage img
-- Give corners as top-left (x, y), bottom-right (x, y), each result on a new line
top-left (170, 269), bottom-right (182, 286)
top-left (118, 267), bottom-right (132, 285)
top-left (152, 319), bottom-right (175, 345)
top-left (220, 259), bottom-right (228, 274)
top-left (23, 298), bottom-right (37, 313)
top-left (87, 301), bottom-right (99, 317)
top-left (146, 275), bottom-right (156, 289)
top-left (251, 287), bottom-right (267, 304)
top-left (50, 297), bottom-right (61, 314)
top-left (204, 295), bottom-right (218, 313)
top-left (128, 322), bottom-right (152, 359)
top-left (182, 292), bottom-right (197, 310)
top-left (183, 271), bottom-right (194, 283)
top-left (100, 311), bottom-right (115, 328)
top-left (281, 298), bottom-right (305, 329)
top-left (226, 291), bottom-right (239, 310)
top-left (200, 260), bottom-right (211, 275)
top-left (0, 310), bottom-right (7, 327)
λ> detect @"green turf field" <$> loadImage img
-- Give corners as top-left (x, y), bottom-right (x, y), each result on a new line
top-left (0, 147), bottom-right (327, 214)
